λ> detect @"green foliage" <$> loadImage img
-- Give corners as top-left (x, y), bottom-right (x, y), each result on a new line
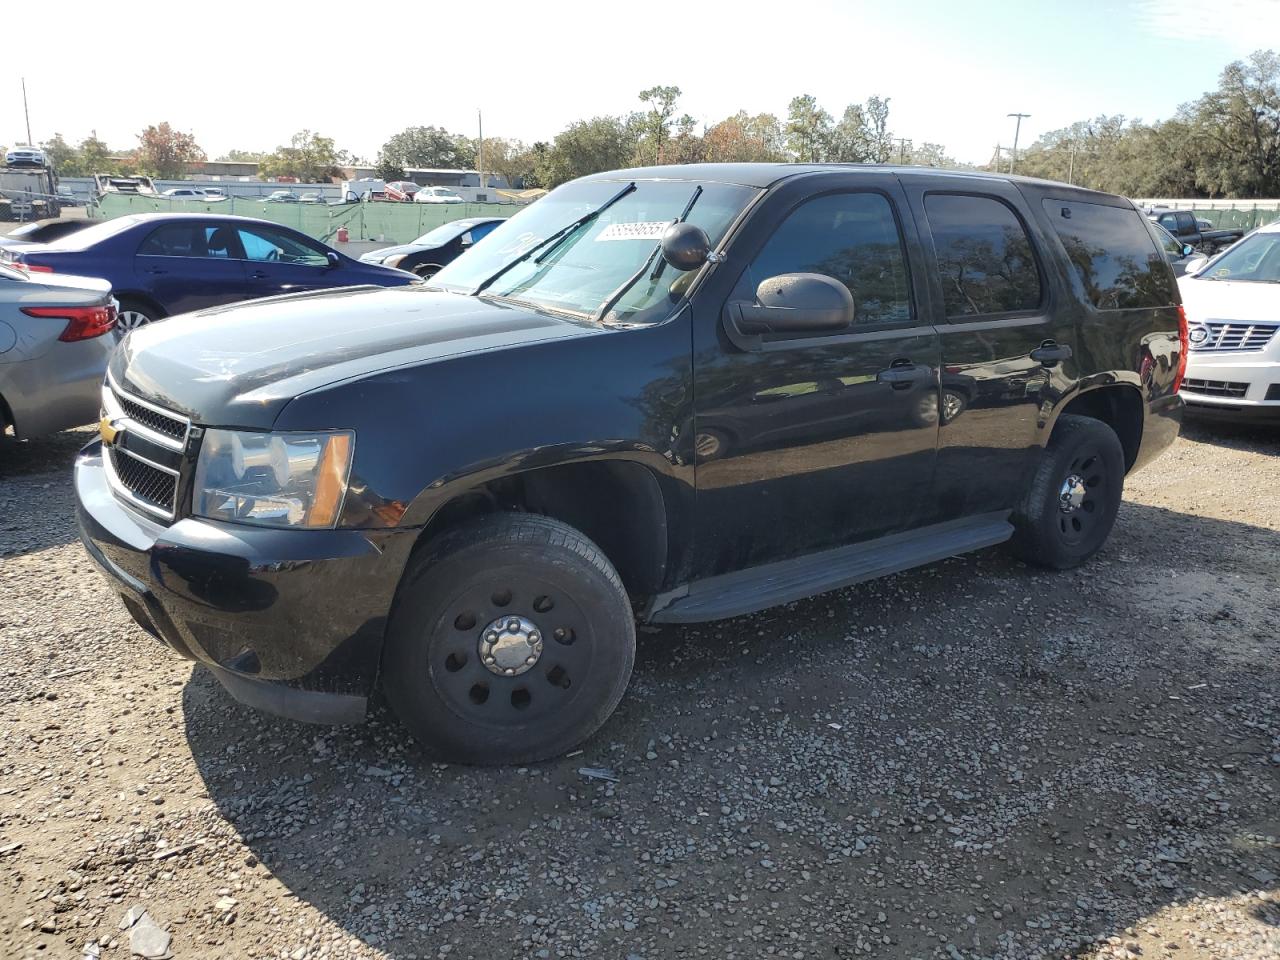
top-left (703, 112), bottom-right (786, 162)
top-left (786, 94), bottom-right (833, 162)
top-left (535, 116), bottom-right (641, 188)
top-left (259, 130), bottom-right (344, 182)
top-left (637, 85), bottom-right (683, 164)
top-left (216, 149), bottom-right (268, 163)
top-left (377, 126), bottom-right (475, 177)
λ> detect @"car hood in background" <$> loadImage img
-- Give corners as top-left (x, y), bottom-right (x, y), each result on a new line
top-left (1178, 276), bottom-right (1279, 324)
top-left (109, 286), bottom-right (604, 429)
top-left (359, 242), bottom-right (435, 262)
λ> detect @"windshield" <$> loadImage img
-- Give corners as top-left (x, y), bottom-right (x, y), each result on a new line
top-left (432, 179), bottom-right (758, 323)
top-left (44, 215), bottom-right (143, 250)
top-left (1198, 230), bottom-right (1280, 282)
top-left (412, 221), bottom-right (471, 246)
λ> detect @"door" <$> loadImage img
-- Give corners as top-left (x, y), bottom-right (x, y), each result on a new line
top-left (236, 224), bottom-right (336, 297)
top-left (901, 181), bottom-right (1076, 521)
top-left (691, 178), bottom-right (941, 576)
top-left (134, 221), bottom-right (248, 314)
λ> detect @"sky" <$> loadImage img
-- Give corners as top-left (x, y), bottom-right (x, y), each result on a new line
top-left (4, 0), bottom-right (1279, 168)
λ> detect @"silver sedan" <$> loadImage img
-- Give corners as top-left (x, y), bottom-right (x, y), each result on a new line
top-left (0, 263), bottom-right (118, 439)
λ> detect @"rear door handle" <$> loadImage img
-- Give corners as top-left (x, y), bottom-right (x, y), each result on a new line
top-left (876, 360), bottom-right (932, 389)
top-left (142, 267), bottom-right (168, 275)
top-left (1030, 340), bottom-right (1072, 366)
top-left (250, 270), bottom-right (270, 279)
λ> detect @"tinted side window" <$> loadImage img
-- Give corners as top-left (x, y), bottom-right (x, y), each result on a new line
top-left (924, 194), bottom-right (1041, 318)
top-left (237, 226), bottom-right (328, 266)
top-left (138, 224), bottom-right (204, 257)
top-left (1043, 199), bottom-right (1176, 309)
top-left (745, 192), bottom-right (911, 326)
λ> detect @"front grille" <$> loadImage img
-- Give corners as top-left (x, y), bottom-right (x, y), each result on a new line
top-left (1191, 321), bottom-right (1278, 353)
top-left (117, 394), bottom-right (188, 442)
top-left (1181, 378), bottom-right (1249, 398)
top-left (106, 446), bottom-right (178, 518)
top-left (1266, 384), bottom-right (1280, 401)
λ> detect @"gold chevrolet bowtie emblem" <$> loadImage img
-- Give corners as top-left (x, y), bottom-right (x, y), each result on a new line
top-left (99, 416), bottom-right (121, 445)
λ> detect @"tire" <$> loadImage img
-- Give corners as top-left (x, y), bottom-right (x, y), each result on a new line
top-left (117, 298), bottom-right (161, 332)
top-left (694, 427), bottom-right (732, 461)
top-left (382, 513), bottom-right (636, 765)
top-left (412, 262), bottom-right (444, 279)
top-left (1008, 414), bottom-right (1125, 570)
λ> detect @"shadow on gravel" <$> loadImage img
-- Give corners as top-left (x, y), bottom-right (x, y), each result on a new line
top-left (1181, 415), bottom-right (1280, 455)
top-left (0, 425), bottom-right (94, 479)
top-left (182, 501), bottom-right (1280, 958)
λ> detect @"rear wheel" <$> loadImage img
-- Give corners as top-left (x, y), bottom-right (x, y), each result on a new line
top-left (1008, 414), bottom-right (1125, 570)
top-left (117, 298), bottom-right (161, 332)
top-left (382, 514), bottom-right (636, 765)
top-left (413, 262), bottom-right (444, 279)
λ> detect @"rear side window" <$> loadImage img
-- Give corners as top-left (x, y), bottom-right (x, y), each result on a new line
top-left (138, 223), bottom-right (205, 257)
top-left (924, 194), bottom-right (1042, 318)
top-left (1043, 199), bottom-right (1176, 309)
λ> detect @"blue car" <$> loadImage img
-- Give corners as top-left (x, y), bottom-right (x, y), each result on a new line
top-left (1, 213), bottom-right (417, 330)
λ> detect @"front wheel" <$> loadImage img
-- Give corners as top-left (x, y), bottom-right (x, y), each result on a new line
top-left (382, 514), bottom-right (636, 765)
top-left (413, 262), bottom-right (444, 279)
top-left (1008, 414), bottom-right (1125, 570)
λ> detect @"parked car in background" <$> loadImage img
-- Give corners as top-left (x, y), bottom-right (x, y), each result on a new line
top-left (359, 217), bottom-right (504, 277)
top-left (385, 181), bottom-right (420, 201)
top-left (1177, 220), bottom-right (1280, 420)
top-left (263, 190), bottom-right (300, 203)
top-left (0, 262), bottom-right (117, 439)
top-left (1146, 208), bottom-right (1243, 253)
top-left (1148, 221), bottom-right (1198, 276)
top-left (4, 145), bottom-right (47, 168)
top-left (162, 187), bottom-right (225, 202)
top-left (0, 218), bottom-right (92, 252)
top-left (414, 186), bottom-right (465, 204)
top-left (0, 213), bottom-right (417, 330)
top-left (74, 164), bottom-right (1184, 764)
top-left (298, 192), bottom-right (328, 204)
top-left (204, 187), bottom-right (227, 199)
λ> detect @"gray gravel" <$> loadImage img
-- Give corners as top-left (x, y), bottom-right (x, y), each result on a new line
top-left (1, 420), bottom-right (1278, 960)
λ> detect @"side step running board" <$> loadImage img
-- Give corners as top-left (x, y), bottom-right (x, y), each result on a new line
top-left (647, 512), bottom-right (1013, 624)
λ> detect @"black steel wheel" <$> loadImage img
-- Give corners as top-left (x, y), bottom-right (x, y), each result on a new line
top-left (382, 513), bottom-right (635, 764)
top-left (1009, 414), bottom-right (1125, 570)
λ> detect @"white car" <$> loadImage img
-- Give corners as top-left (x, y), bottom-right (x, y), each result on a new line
top-left (5, 144), bottom-right (46, 167)
top-left (1177, 220), bottom-right (1280, 421)
top-left (413, 186), bottom-right (465, 204)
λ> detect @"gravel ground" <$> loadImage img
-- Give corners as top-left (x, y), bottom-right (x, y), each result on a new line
top-left (1, 420), bottom-right (1278, 960)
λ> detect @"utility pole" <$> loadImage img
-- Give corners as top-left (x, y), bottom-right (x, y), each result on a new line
top-left (894, 137), bottom-right (909, 164)
top-left (476, 109), bottom-right (484, 193)
top-left (1067, 140), bottom-right (1077, 185)
top-left (21, 77), bottom-right (33, 145)
top-left (1007, 112), bottom-right (1030, 173)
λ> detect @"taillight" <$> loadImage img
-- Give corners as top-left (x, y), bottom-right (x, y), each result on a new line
top-left (25, 263), bottom-right (54, 273)
top-left (1173, 305), bottom-right (1189, 393)
top-left (21, 304), bottom-right (118, 342)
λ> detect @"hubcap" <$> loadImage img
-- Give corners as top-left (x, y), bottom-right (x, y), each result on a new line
top-left (478, 615), bottom-right (543, 677)
top-left (1058, 473), bottom-right (1087, 513)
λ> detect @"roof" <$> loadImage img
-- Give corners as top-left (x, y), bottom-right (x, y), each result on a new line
top-left (579, 162), bottom-right (1122, 201)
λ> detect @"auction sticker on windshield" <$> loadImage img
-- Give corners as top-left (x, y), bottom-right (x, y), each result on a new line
top-left (595, 221), bottom-right (671, 241)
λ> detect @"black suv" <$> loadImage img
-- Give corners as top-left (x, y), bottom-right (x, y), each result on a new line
top-left (76, 164), bottom-right (1186, 764)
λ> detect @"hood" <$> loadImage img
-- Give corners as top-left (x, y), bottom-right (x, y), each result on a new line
top-left (110, 286), bottom-right (604, 429)
top-left (1178, 275), bottom-right (1279, 324)
top-left (359, 242), bottom-right (422, 262)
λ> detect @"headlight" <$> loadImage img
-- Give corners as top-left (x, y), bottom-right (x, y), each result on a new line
top-left (382, 253), bottom-right (407, 269)
top-left (192, 429), bottom-right (354, 528)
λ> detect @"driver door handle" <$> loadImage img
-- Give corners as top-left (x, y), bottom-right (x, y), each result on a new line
top-left (249, 270), bottom-right (270, 279)
top-left (876, 360), bottom-right (932, 389)
top-left (1030, 340), bottom-right (1072, 366)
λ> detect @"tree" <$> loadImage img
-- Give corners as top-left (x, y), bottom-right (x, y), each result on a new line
top-left (78, 134), bottom-right (117, 176)
top-left (909, 142), bottom-right (964, 169)
top-left (377, 126), bottom-right (474, 178)
top-left (536, 116), bottom-right (640, 188)
top-left (475, 137), bottom-right (538, 188)
top-left (40, 134), bottom-right (81, 175)
top-left (703, 112), bottom-right (786, 162)
top-left (1181, 49), bottom-right (1280, 197)
top-left (637, 85), bottom-right (683, 163)
top-left (827, 104), bottom-right (872, 162)
top-left (259, 130), bottom-right (345, 182)
top-left (217, 149), bottom-right (268, 163)
top-left (785, 95), bottom-right (833, 162)
top-left (134, 122), bottom-right (205, 178)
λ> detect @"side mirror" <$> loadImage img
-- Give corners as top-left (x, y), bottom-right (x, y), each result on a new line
top-left (660, 222), bottom-right (712, 271)
top-left (325, 251), bottom-right (341, 270)
top-left (1182, 244), bottom-right (1194, 257)
top-left (728, 273), bottom-right (855, 344)
top-left (1183, 254), bottom-right (1210, 276)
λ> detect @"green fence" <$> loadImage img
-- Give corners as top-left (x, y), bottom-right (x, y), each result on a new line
top-left (1184, 206), bottom-right (1280, 232)
top-left (89, 193), bottom-right (521, 245)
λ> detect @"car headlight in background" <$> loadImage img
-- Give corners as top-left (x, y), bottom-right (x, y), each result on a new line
top-left (192, 429), bottom-right (354, 528)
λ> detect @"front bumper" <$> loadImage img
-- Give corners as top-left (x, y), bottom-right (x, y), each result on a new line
top-left (74, 442), bottom-right (418, 724)
top-left (1181, 354), bottom-right (1280, 419)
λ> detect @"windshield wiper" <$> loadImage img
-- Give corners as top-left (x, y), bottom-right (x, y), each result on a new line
top-left (592, 185), bottom-right (704, 323)
top-left (471, 181), bottom-right (636, 296)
